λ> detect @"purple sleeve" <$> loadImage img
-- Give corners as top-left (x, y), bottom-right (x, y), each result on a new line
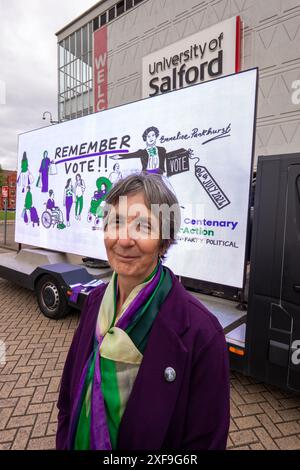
top-left (46, 199), bottom-right (54, 210)
top-left (182, 328), bottom-right (230, 450)
top-left (56, 295), bottom-right (91, 450)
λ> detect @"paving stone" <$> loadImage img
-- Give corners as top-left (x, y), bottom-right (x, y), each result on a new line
top-left (2, 277), bottom-right (300, 451)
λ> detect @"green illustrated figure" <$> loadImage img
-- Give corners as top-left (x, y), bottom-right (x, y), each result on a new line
top-left (75, 173), bottom-right (86, 221)
top-left (87, 177), bottom-right (112, 227)
top-left (23, 186), bottom-right (40, 227)
top-left (24, 185), bottom-right (32, 211)
top-left (17, 151), bottom-right (34, 193)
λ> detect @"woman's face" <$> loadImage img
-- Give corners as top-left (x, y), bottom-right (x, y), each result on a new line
top-left (104, 192), bottom-right (161, 281)
top-left (146, 131), bottom-right (156, 147)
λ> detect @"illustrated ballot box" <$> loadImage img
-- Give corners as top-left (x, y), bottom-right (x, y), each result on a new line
top-left (166, 148), bottom-right (190, 177)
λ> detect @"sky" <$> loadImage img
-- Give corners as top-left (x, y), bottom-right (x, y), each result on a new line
top-left (0, 0), bottom-right (97, 170)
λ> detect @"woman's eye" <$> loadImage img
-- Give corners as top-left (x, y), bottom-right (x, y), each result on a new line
top-left (140, 223), bottom-right (151, 233)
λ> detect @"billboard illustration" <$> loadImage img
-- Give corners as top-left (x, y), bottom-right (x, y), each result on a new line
top-left (16, 69), bottom-right (257, 288)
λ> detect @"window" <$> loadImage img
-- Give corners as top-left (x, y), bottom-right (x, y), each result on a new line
top-left (108, 7), bottom-right (115, 21)
top-left (134, 0), bottom-right (144, 5)
top-left (126, 0), bottom-right (133, 9)
top-left (64, 37), bottom-right (70, 65)
top-left (82, 25), bottom-right (88, 55)
top-left (88, 21), bottom-right (93, 50)
top-left (70, 33), bottom-right (75, 58)
top-left (100, 12), bottom-right (107, 26)
top-left (93, 16), bottom-right (99, 31)
top-left (76, 30), bottom-right (81, 57)
top-left (117, 1), bottom-right (125, 16)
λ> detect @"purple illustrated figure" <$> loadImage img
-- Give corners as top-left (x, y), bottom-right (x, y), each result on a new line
top-left (38, 150), bottom-right (51, 193)
top-left (63, 178), bottom-right (74, 227)
top-left (42, 189), bottom-right (64, 229)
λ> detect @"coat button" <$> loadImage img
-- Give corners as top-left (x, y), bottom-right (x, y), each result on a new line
top-left (164, 367), bottom-right (176, 382)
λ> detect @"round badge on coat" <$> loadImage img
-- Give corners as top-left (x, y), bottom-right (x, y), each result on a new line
top-left (164, 367), bottom-right (176, 382)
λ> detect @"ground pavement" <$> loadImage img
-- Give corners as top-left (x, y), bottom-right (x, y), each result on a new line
top-left (0, 266), bottom-right (300, 450)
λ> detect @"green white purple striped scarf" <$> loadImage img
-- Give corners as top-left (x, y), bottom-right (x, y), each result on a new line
top-left (73, 262), bottom-right (172, 449)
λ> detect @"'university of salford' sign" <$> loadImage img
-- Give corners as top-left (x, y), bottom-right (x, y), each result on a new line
top-left (142, 16), bottom-right (241, 98)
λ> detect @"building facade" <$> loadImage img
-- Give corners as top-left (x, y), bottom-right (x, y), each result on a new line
top-left (0, 170), bottom-right (17, 210)
top-left (56, 0), bottom-right (300, 163)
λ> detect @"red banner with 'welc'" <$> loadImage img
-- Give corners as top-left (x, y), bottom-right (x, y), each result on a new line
top-left (93, 26), bottom-right (108, 112)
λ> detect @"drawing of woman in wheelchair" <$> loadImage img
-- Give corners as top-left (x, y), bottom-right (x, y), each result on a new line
top-left (87, 176), bottom-right (112, 227)
top-left (41, 189), bottom-right (65, 229)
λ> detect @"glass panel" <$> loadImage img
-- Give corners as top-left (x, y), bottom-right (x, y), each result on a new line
top-left (59, 102), bottom-right (64, 121)
top-left (70, 33), bottom-right (75, 59)
top-left (71, 92), bottom-right (77, 114)
top-left (82, 25), bottom-right (88, 54)
top-left (117, 1), bottom-right (125, 16)
top-left (82, 54), bottom-right (88, 82)
top-left (100, 12), bottom-right (107, 26)
top-left (126, 0), bottom-right (133, 9)
top-left (76, 30), bottom-right (81, 57)
top-left (88, 21), bottom-right (93, 51)
top-left (59, 42), bottom-right (65, 68)
top-left (82, 82), bottom-right (89, 94)
top-left (93, 17), bottom-right (99, 32)
top-left (64, 37), bottom-right (70, 65)
top-left (109, 7), bottom-right (115, 21)
top-left (59, 70), bottom-right (65, 94)
top-left (88, 51), bottom-right (92, 80)
top-left (77, 86), bottom-right (83, 112)
top-left (74, 59), bottom-right (78, 86)
top-left (65, 63), bottom-right (71, 88)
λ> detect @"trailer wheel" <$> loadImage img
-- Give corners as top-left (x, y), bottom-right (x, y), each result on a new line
top-left (36, 275), bottom-right (71, 319)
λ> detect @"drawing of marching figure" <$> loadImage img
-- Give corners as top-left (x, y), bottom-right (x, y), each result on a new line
top-left (87, 176), bottom-right (112, 228)
top-left (17, 151), bottom-right (34, 193)
top-left (21, 185), bottom-right (39, 227)
top-left (63, 178), bottom-right (74, 227)
top-left (37, 150), bottom-right (51, 193)
top-left (110, 126), bottom-right (190, 175)
top-left (109, 163), bottom-right (122, 184)
top-left (74, 174), bottom-right (86, 221)
top-left (42, 189), bottom-right (65, 229)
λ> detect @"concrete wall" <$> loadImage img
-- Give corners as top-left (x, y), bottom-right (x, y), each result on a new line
top-left (104, 0), bottom-right (300, 164)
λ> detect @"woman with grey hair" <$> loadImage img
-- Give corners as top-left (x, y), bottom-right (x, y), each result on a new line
top-left (56, 173), bottom-right (230, 451)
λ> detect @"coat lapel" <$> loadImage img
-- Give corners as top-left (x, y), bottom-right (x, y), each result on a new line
top-left (118, 272), bottom-right (190, 450)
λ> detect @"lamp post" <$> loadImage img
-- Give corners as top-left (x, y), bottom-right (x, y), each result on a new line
top-left (42, 111), bottom-right (59, 125)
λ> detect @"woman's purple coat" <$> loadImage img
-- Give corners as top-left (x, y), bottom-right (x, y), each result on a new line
top-left (56, 268), bottom-right (230, 450)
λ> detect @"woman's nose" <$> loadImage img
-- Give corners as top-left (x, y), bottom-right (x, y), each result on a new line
top-left (117, 226), bottom-right (135, 247)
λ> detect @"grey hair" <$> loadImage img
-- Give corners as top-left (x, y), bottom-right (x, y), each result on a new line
top-left (103, 172), bottom-right (181, 258)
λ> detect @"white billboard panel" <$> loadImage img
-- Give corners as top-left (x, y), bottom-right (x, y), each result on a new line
top-left (16, 69), bottom-right (257, 288)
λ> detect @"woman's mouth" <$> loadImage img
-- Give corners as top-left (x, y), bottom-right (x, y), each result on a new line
top-left (115, 253), bottom-right (138, 261)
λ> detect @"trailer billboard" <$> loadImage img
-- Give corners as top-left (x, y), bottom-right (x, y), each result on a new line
top-left (16, 68), bottom-right (257, 288)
